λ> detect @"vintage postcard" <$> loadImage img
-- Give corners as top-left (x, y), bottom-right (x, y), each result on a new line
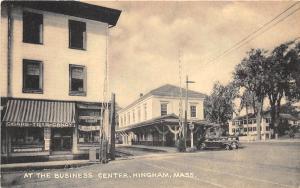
top-left (1, 1), bottom-right (300, 188)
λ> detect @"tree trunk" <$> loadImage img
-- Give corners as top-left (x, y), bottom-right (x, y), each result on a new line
top-left (269, 100), bottom-right (276, 138)
top-left (256, 100), bottom-right (263, 140)
top-left (274, 100), bottom-right (281, 139)
top-left (245, 103), bottom-right (249, 140)
top-left (252, 95), bottom-right (257, 115)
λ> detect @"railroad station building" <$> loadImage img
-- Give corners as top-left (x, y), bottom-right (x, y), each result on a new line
top-left (116, 84), bottom-right (218, 147)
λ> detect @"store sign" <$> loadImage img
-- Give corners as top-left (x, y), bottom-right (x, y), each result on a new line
top-left (13, 147), bottom-right (43, 152)
top-left (6, 122), bottom-right (75, 127)
top-left (79, 125), bottom-right (100, 131)
top-left (79, 116), bottom-right (102, 120)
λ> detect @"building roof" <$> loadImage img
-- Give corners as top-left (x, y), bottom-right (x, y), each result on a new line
top-left (119, 84), bottom-right (206, 113)
top-left (149, 84), bottom-right (206, 98)
top-left (232, 113), bottom-right (257, 121)
top-left (2, 1), bottom-right (121, 26)
top-left (232, 112), bottom-right (299, 121)
top-left (279, 113), bottom-right (299, 121)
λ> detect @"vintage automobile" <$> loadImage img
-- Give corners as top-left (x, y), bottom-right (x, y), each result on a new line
top-left (199, 136), bottom-right (239, 150)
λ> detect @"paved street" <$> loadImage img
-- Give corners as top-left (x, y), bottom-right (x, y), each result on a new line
top-left (1, 142), bottom-right (300, 188)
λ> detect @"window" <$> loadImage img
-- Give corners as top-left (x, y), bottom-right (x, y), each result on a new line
top-left (266, 126), bottom-right (270, 131)
top-left (124, 115), bottom-right (126, 126)
top-left (79, 131), bottom-right (99, 143)
top-left (144, 104), bottom-right (147, 120)
top-left (69, 65), bottom-right (86, 96)
top-left (132, 110), bottom-right (135, 123)
top-left (190, 105), bottom-right (197, 118)
top-left (23, 59), bottom-right (43, 93)
top-left (265, 118), bottom-right (270, 123)
top-left (248, 127), bottom-right (253, 132)
top-left (69, 20), bottom-right (86, 50)
top-left (232, 128), bottom-right (235, 133)
top-left (23, 12), bottom-right (43, 44)
top-left (232, 121), bottom-right (235, 126)
top-left (243, 119), bottom-right (247, 124)
top-left (253, 127), bottom-right (256, 131)
top-left (127, 112), bottom-right (130, 124)
top-left (120, 117), bottom-right (123, 127)
top-left (11, 127), bottom-right (43, 146)
top-left (77, 108), bottom-right (100, 143)
top-left (137, 107), bottom-right (141, 122)
top-left (244, 128), bottom-right (247, 132)
top-left (161, 103), bottom-right (168, 116)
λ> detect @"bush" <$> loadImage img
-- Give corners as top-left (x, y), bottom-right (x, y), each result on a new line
top-left (186, 147), bottom-right (197, 152)
top-left (176, 138), bottom-right (186, 152)
top-left (196, 137), bottom-right (205, 149)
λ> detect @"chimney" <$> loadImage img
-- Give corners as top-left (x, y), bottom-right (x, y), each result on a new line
top-left (140, 93), bottom-right (143, 97)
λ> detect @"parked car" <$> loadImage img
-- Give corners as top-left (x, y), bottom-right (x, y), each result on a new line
top-left (199, 136), bottom-right (239, 150)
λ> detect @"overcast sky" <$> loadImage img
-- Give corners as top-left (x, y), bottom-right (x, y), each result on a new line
top-left (90, 1), bottom-right (300, 107)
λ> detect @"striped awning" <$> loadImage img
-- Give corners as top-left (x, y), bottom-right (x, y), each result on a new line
top-left (3, 99), bottom-right (76, 127)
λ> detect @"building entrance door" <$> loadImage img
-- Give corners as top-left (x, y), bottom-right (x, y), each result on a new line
top-left (51, 128), bottom-right (73, 151)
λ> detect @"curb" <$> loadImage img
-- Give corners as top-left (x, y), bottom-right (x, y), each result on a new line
top-left (240, 140), bottom-right (300, 144)
top-left (1, 161), bottom-right (94, 173)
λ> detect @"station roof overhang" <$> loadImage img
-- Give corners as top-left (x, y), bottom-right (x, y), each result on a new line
top-left (116, 114), bottom-right (220, 132)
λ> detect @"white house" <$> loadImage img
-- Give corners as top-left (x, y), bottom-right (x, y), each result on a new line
top-left (229, 112), bottom-right (300, 141)
top-left (1, 1), bottom-right (121, 161)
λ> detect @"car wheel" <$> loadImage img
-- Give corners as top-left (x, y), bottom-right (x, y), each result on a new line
top-left (235, 144), bottom-right (239, 149)
top-left (225, 144), bottom-right (231, 150)
top-left (231, 143), bottom-right (237, 149)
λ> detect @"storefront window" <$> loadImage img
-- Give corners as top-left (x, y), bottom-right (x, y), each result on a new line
top-left (79, 131), bottom-right (100, 143)
top-left (78, 107), bottom-right (102, 144)
top-left (11, 127), bottom-right (44, 145)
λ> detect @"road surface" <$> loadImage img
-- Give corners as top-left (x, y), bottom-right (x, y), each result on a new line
top-left (1, 142), bottom-right (300, 188)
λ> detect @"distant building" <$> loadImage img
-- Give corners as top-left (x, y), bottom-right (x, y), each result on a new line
top-left (229, 112), bottom-right (300, 140)
top-left (116, 84), bottom-right (216, 147)
top-left (1, 1), bottom-right (121, 161)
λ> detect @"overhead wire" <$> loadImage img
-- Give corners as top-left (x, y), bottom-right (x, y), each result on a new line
top-left (201, 2), bottom-right (300, 68)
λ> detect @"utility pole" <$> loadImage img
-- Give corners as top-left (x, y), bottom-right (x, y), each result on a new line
top-left (184, 75), bottom-right (195, 149)
top-left (110, 93), bottom-right (116, 160)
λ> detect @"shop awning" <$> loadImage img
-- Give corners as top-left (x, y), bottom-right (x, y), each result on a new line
top-left (3, 99), bottom-right (76, 127)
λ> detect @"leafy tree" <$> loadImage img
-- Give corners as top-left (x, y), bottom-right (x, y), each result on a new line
top-left (204, 82), bottom-right (237, 132)
top-left (233, 49), bottom-right (268, 140)
top-left (264, 40), bottom-right (300, 137)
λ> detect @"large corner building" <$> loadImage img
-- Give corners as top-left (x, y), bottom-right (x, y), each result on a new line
top-left (0, 1), bottom-right (121, 161)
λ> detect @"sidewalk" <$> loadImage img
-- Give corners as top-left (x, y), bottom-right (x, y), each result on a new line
top-left (119, 144), bottom-right (177, 152)
top-left (1, 160), bottom-right (92, 172)
top-left (240, 138), bottom-right (300, 143)
top-left (116, 144), bottom-right (177, 155)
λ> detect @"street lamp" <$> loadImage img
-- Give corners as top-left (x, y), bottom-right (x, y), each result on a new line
top-left (184, 75), bottom-right (195, 149)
